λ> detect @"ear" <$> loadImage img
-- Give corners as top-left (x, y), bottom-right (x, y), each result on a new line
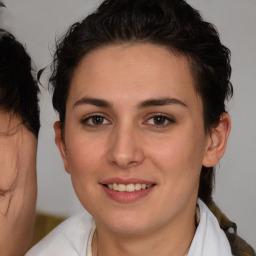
top-left (54, 121), bottom-right (70, 173)
top-left (202, 113), bottom-right (231, 167)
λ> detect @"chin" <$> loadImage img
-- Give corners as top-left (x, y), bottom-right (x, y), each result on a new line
top-left (96, 211), bottom-right (155, 235)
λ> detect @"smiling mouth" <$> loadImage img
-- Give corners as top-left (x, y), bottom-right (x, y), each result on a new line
top-left (104, 183), bottom-right (154, 192)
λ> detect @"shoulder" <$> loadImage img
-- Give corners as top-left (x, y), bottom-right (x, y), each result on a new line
top-left (26, 211), bottom-right (94, 256)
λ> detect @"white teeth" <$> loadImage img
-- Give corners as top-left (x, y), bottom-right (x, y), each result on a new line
top-left (118, 184), bottom-right (126, 192)
top-left (107, 183), bottom-right (152, 192)
top-left (113, 183), bottom-right (118, 191)
top-left (126, 184), bottom-right (135, 192)
top-left (135, 184), bottom-right (142, 190)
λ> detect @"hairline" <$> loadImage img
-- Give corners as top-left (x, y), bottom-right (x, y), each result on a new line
top-left (59, 41), bottom-right (212, 140)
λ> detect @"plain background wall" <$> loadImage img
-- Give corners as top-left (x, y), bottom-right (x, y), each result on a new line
top-left (1, 0), bottom-right (255, 249)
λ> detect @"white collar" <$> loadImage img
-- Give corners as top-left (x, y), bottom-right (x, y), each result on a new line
top-left (187, 199), bottom-right (232, 256)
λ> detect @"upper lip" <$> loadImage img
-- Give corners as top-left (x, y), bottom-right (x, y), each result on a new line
top-left (100, 177), bottom-right (155, 185)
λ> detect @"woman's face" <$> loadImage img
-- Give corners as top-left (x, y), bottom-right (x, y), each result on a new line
top-left (56, 44), bottom-right (213, 235)
top-left (0, 111), bottom-right (37, 255)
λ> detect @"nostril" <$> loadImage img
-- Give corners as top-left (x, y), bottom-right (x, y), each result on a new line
top-left (107, 144), bottom-right (145, 168)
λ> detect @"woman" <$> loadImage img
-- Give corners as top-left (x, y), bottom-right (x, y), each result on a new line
top-left (0, 29), bottom-right (40, 255)
top-left (27, 0), bottom-right (255, 255)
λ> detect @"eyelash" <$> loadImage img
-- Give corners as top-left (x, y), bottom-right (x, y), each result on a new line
top-left (145, 114), bottom-right (175, 128)
top-left (81, 113), bottom-right (175, 129)
top-left (81, 114), bottom-right (111, 127)
top-left (0, 189), bottom-right (7, 196)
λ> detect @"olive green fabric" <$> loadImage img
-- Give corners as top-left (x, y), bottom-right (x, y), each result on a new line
top-left (208, 201), bottom-right (255, 256)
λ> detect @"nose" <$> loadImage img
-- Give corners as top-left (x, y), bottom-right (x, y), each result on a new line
top-left (107, 124), bottom-right (144, 169)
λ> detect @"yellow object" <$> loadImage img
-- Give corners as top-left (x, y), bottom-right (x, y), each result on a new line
top-left (28, 212), bottom-right (66, 251)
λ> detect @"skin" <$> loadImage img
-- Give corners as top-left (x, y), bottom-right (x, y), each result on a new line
top-left (55, 43), bottom-right (231, 256)
top-left (0, 111), bottom-right (37, 256)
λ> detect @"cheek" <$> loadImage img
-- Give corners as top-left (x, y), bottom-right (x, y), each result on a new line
top-left (64, 136), bottom-right (107, 212)
top-left (0, 144), bottom-right (18, 190)
top-left (65, 136), bottom-right (106, 177)
top-left (146, 130), bottom-right (205, 181)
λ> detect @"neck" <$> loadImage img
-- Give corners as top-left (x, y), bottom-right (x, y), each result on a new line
top-left (93, 205), bottom-right (196, 256)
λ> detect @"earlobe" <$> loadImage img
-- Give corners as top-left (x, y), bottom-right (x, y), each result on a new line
top-left (53, 121), bottom-right (70, 173)
top-left (202, 113), bottom-right (231, 167)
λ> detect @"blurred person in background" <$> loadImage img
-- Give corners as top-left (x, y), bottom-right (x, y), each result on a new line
top-left (0, 28), bottom-right (40, 256)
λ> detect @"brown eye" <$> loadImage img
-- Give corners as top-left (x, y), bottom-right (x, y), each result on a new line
top-left (146, 114), bottom-right (175, 128)
top-left (91, 116), bottom-right (104, 125)
top-left (82, 115), bottom-right (111, 126)
top-left (153, 116), bottom-right (167, 125)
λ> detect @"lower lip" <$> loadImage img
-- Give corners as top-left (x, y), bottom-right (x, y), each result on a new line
top-left (102, 185), bottom-right (154, 203)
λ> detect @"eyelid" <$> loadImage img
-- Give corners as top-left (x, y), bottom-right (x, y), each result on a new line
top-left (0, 189), bottom-right (7, 196)
top-left (81, 112), bottom-right (112, 126)
top-left (144, 113), bottom-right (175, 127)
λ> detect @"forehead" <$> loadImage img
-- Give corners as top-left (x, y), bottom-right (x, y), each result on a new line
top-left (68, 43), bottom-right (201, 108)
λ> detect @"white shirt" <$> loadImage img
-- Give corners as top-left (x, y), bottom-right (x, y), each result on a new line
top-left (26, 199), bottom-right (233, 256)
top-left (187, 199), bottom-right (232, 256)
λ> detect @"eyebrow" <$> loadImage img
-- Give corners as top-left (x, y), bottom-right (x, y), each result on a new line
top-left (73, 97), bottom-right (187, 109)
top-left (73, 97), bottom-right (112, 109)
top-left (139, 97), bottom-right (188, 108)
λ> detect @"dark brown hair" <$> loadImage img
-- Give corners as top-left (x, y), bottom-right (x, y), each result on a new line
top-left (0, 29), bottom-right (40, 137)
